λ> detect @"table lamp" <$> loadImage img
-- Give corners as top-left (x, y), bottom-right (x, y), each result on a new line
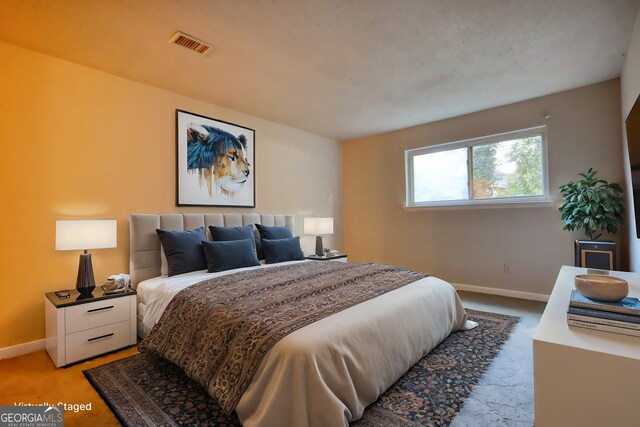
top-left (55, 220), bottom-right (117, 295)
top-left (304, 217), bottom-right (334, 256)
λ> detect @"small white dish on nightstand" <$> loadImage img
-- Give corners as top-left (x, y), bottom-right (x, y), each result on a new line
top-left (574, 274), bottom-right (629, 302)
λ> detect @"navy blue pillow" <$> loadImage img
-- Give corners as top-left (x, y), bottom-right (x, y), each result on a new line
top-left (254, 239), bottom-right (265, 261)
top-left (255, 223), bottom-right (292, 240)
top-left (202, 239), bottom-right (260, 273)
top-left (156, 227), bottom-right (207, 276)
top-left (209, 224), bottom-right (261, 260)
top-left (254, 224), bottom-right (293, 261)
top-left (209, 225), bottom-right (254, 242)
top-left (262, 236), bottom-right (305, 264)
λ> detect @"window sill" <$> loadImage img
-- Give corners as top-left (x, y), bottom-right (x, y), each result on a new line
top-left (402, 198), bottom-right (555, 211)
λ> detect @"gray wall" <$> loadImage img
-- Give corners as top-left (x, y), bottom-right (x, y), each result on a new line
top-left (343, 79), bottom-right (624, 297)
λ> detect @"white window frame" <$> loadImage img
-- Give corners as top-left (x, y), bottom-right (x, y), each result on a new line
top-left (405, 126), bottom-right (550, 208)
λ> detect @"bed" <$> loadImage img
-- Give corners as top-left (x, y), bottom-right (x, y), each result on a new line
top-left (129, 213), bottom-right (475, 427)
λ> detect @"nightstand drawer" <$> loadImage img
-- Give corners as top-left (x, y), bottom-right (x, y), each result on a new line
top-left (65, 297), bottom-right (130, 334)
top-left (65, 320), bottom-right (131, 364)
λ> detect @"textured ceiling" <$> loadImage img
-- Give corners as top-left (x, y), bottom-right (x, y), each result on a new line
top-left (0, 0), bottom-right (638, 141)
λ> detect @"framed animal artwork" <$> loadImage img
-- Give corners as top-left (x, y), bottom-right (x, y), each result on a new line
top-left (176, 110), bottom-right (255, 207)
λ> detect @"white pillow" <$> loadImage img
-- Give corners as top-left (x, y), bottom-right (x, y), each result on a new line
top-left (160, 243), bottom-right (168, 276)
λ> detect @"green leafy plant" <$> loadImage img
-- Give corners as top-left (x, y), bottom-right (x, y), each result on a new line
top-left (559, 168), bottom-right (624, 240)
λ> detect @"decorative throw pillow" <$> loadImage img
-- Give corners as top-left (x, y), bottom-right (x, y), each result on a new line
top-left (254, 239), bottom-right (266, 261)
top-left (160, 243), bottom-right (168, 276)
top-left (209, 225), bottom-right (255, 242)
top-left (202, 239), bottom-right (260, 273)
top-left (262, 236), bottom-right (305, 264)
top-left (155, 227), bottom-right (207, 277)
top-left (209, 224), bottom-right (260, 260)
top-left (254, 223), bottom-right (293, 240)
top-left (254, 224), bottom-right (293, 261)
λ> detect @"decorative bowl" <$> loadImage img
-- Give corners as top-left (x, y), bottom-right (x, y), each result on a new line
top-left (574, 274), bottom-right (629, 302)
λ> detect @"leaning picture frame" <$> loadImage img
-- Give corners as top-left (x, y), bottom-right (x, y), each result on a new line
top-left (176, 109), bottom-right (255, 207)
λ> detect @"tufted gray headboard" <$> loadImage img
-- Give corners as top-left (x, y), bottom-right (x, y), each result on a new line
top-left (129, 213), bottom-right (295, 288)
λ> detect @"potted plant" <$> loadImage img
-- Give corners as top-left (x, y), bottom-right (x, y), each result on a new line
top-left (559, 168), bottom-right (624, 269)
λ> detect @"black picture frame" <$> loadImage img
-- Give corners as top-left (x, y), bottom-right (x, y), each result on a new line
top-left (176, 109), bottom-right (255, 207)
top-left (574, 240), bottom-right (616, 271)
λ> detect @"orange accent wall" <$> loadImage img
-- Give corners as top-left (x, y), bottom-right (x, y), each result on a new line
top-left (0, 41), bottom-right (343, 349)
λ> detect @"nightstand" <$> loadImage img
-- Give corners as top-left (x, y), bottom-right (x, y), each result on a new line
top-left (306, 253), bottom-right (348, 262)
top-left (45, 288), bottom-right (137, 367)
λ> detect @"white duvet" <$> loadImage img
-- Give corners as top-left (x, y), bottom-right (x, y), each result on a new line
top-left (138, 261), bottom-right (475, 427)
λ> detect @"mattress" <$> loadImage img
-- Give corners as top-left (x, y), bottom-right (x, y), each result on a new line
top-left (137, 262), bottom-right (474, 427)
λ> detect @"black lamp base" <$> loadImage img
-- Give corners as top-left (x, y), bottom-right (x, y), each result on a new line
top-left (76, 253), bottom-right (96, 296)
top-left (315, 235), bottom-right (324, 257)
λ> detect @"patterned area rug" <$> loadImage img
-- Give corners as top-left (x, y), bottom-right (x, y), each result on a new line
top-left (84, 309), bottom-right (518, 427)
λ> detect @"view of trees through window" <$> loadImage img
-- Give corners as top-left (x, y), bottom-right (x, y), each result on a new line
top-left (472, 136), bottom-right (544, 199)
top-left (407, 130), bottom-right (546, 205)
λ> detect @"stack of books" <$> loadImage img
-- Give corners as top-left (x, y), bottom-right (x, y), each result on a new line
top-left (567, 289), bottom-right (640, 337)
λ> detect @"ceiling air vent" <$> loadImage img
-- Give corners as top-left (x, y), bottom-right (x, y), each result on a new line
top-left (168, 32), bottom-right (212, 55)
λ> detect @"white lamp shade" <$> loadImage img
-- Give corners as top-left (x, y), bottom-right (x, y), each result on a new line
top-left (304, 217), bottom-right (334, 235)
top-left (55, 220), bottom-right (117, 251)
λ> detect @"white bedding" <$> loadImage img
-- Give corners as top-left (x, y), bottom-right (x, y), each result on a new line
top-left (137, 262), bottom-right (475, 427)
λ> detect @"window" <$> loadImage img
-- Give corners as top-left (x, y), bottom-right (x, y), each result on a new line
top-left (405, 127), bottom-right (548, 207)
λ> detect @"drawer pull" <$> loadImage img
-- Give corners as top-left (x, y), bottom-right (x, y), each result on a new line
top-left (87, 305), bottom-right (114, 313)
top-left (88, 333), bottom-right (114, 342)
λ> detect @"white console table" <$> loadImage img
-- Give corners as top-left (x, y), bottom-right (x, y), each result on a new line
top-left (533, 266), bottom-right (640, 427)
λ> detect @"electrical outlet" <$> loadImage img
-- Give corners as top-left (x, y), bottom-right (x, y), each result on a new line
top-left (504, 264), bottom-right (511, 273)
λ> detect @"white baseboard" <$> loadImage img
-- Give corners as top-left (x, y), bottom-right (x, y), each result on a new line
top-left (452, 282), bottom-right (549, 302)
top-left (0, 339), bottom-right (45, 360)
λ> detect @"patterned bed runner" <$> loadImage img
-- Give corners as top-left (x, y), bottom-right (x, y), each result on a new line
top-left (139, 261), bottom-right (426, 413)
